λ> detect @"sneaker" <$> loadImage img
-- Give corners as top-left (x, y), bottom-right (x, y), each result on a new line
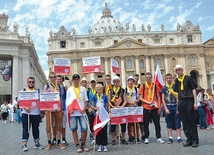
top-left (167, 138), bottom-right (173, 144)
top-left (4, 120), bottom-right (6, 123)
top-left (137, 138), bottom-right (141, 144)
top-left (62, 140), bottom-right (69, 146)
top-left (97, 145), bottom-right (102, 152)
top-left (121, 139), bottom-right (128, 145)
top-left (103, 146), bottom-right (108, 152)
top-left (57, 143), bottom-right (65, 150)
top-left (51, 140), bottom-right (56, 145)
top-left (22, 144), bottom-right (28, 152)
top-left (45, 144), bottom-right (51, 151)
top-left (128, 137), bottom-right (133, 144)
top-left (112, 139), bottom-right (116, 145)
top-left (177, 138), bottom-right (184, 144)
top-left (76, 145), bottom-right (82, 153)
top-left (90, 139), bottom-right (95, 145)
top-left (34, 143), bottom-right (44, 149)
top-left (157, 138), bottom-right (165, 144)
top-left (81, 144), bottom-right (89, 152)
top-left (144, 138), bottom-right (149, 144)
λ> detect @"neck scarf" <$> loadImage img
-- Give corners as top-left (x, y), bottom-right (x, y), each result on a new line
top-left (51, 83), bottom-right (57, 92)
top-left (166, 83), bottom-right (177, 98)
top-left (145, 82), bottom-right (153, 100)
top-left (27, 87), bottom-right (35, 91)
top-left (92, 88), bottom-right (96, 95)
top-left (127, 85), bottom-right (134, 101)
top-left (178, 74), bottom-right (185, 90)
top-left (111, 86), bottom-right (120, 102)
top-left (73, 85), bottom-right (82, 100)
top-left (105, 84), bottom-right (112, 95)
top-left (97, 94), bottom-right (103, 101)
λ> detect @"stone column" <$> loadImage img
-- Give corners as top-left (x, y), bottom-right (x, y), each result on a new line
top-left (135, 56), bottom-right (141, 83)
top-left (164, 55), bottom-right (169, 74)
top-left (121, 56), bottom-right (126, 88)
top-left (12, 56), bottom-right (19, 100)
top-left (72, 58), bottom-right (78, 74)
top-left (199, 53), bottom-right (208, 88)
top-left (22, 57), bottom-right (30, 87)
top-left (104, 57), bottom-right (109, 75)
top-left (179, 53), bottom-right (186, 73)
top-left (145, 55), bottom-right (150, 72)
top-left (151, 55), bottom-right (155, 76)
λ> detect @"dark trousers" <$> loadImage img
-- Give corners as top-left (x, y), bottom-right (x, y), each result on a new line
top-left (143, 108), bottom-right (161, 139)
top-left (96, 125), bottom-right (108, 146)
top-left (198, 106), bottom-right (207, 129)
top-left (2, 112), bottom-right (8, 120)
top-left (86, 110), bottom-right (95, 133)
top-left (178, 98), bottom-right (199, 144)
top-left (22, 113), bottom-right (41, 142)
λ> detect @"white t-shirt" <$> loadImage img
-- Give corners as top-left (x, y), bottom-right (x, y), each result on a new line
top-left (66, 86), bottom-right (88, 116)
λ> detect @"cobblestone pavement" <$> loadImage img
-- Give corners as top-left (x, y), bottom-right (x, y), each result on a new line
top-left (0, 117), bottom-right (213, 155)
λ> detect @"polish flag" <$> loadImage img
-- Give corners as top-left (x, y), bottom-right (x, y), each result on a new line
top-left (93, 101), bottom-right (110, 136)
top-left (66, 88), bottom-right (81, 127)
top-left (154, 64), bottom-right (165, 89)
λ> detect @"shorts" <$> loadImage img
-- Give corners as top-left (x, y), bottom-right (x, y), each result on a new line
top-left (70, 116), bottom-right (88, 132)
top-left (165, 105), bottom-right (181, 129)
top-left (110, 123), bottom-right (126, 133)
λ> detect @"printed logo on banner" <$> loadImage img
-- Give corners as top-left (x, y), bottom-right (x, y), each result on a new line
top-left (65, 69), bottom-right (69, 73)
top-left (122, 118), bottom-right (127, 123)
top-left (53, 104), bottom-right (58, 109)
top-left (32, 102), bottom-right (36, 107)
top-left (137, 117), bottom-right (142, 122)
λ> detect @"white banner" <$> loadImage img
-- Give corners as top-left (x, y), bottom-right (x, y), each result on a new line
top-left (18, 91), bottom-right (39, 108)
top-left (82, 56), bottom-right (101, 73)
top-left (53, 58), bottom-right (70, 74)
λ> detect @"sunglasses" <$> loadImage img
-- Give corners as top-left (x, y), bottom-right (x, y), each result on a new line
top-left (50, 76), bottom-right (56, 79)
top-left (146, 77), bottom-right (152, 79)
top-left (28, 81), bottom-right (35, 83)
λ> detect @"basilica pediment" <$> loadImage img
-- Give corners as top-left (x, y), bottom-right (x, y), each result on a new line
top-left (204, 37), bottom-right (214, 46)
top-left (108, 38), bottom-right (149, 49)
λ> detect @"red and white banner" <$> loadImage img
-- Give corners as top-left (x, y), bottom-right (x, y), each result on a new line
top-left (82, 57), bottom-right (101, 73)
top-left (111, 59), bottom-right (120, 74)
top-left (53, 58), bottom-right (70, 74)
top-left (110, 107), bottom-right (143, 125)
top-left (40, 92), bottom-right (60, 110)
top-left (18, 91), bottom-right (39, 108)
top-left (93, 101), bottom-right (110, 136)
top-left (154, 64), bottom-right (165, 89)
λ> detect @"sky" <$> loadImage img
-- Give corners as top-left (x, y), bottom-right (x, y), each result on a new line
top-left (1, 0), bottom-right (214, 78)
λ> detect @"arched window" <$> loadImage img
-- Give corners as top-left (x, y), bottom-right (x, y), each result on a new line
top-left (140, 59), bottom-right (144, 69)
top-left (190, 57), bottom-right (196, 66)
top-left (127, 59), bottom-right (132, 69)
top-left (172, 58), bottom-right (176, 68)
top-left (156, 58), bottom-right (161, 67)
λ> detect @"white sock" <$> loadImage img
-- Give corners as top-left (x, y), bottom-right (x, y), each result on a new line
top-left (169, 136), bottom-right (172, 139)
top-left (177, 137), bottom-right (181, 140)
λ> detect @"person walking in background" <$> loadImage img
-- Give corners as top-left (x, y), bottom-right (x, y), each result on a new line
top-left (174, 64), bottom-right (199, 147)
top-left (205, 88), bottom-right (214, 128)
top-left (1, 101), bottom-right (8, 123)
top-left (161, 73), bottom-right (184, 144)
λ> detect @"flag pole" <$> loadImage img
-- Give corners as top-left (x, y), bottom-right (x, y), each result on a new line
top-left (50, 111), bottom-right (53, 133)
top-left (118, 124), bottom-right (121, 146)
top-left (134, 123), bottom-right (137, 144)
top-left (93, 135), bottom-right (96, 155)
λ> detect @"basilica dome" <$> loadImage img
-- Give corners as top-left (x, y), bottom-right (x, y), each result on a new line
top-left (90, 3), bottom-right (123, 34)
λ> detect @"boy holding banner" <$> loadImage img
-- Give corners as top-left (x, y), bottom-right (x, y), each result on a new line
top-left (108, 76), bottom-right (128, 145)
top-left (124, 76), bottom-right (140, 144)
top-left (138, 72), bottom-right (165, 144)
top-left (66, 74), bottom-right (89, 153)
top-left (43, 72), bottom-right (65, 151)
top-left (20, 77), bottom-right (44, 152)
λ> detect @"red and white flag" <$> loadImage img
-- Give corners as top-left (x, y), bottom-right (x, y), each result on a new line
top-left (66, 88), bottom-right (81, 127)
top-left (154, 64), bottom-right (165, 89)
top-left (93, 101), bottom-right (110, 136)
top-left (82, 56), bottom-right (101, 73)
top-left (111, 59), bottom-right (120, 74)
top-left (53, 58), bottom-right (70, 74)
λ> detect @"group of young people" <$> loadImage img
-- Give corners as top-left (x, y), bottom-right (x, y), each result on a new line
top-left (20, 64), bottom-right (201, 153)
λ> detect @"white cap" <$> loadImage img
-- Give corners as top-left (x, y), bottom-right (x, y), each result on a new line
top-left (127, 75), bottom-right (135, 81)
top-left (90, 78), bottom-right (96, 83)
top-left (81, 77), bottom-right (87, 82)
top-left (112, 76), bottom-right (120, 81)
top-left (174, 64), bottom-right (183, 71)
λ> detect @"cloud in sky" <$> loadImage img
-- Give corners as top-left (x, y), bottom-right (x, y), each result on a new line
top-left (1, 0), bottom-right (213, 78)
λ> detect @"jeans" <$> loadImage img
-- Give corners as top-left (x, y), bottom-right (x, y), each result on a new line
top-left (70, 116), bottom-right (88, 131)
top-left (165, 105), bottom-right (181, 129)
top-left (198, 106), bottom-right (207, 128)
top-left (22, 113), bottom-right (41, 142)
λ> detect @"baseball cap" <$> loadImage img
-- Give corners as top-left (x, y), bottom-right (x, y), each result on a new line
top-left (127, 75), bottom-right (135, 81)
top-left (90, 78), bottom-right (96, 83)
top-left (72, 74), bottom-right (80, 80)
top-left (112, 76), bottom-right (120, 81)
top-left (174, 64), bottom-right (183, 71)
top-left (81, 77), bottom-right (87, 82)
